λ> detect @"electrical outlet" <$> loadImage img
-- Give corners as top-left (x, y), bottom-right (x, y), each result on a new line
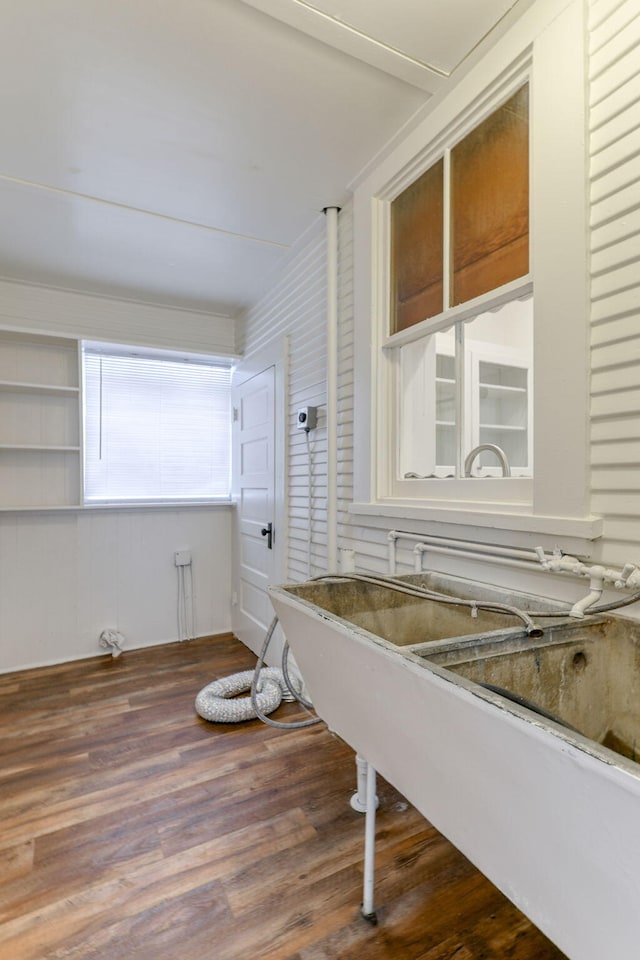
top-left (175, 550), bottom-right (191, 566)
top-left (297, 406), bottom-right (317, 432)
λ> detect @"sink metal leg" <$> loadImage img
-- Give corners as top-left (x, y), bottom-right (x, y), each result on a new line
top-left (351, 752), bottom-right (379, 813)
top-left (361, 761), bottom-right (378, 924)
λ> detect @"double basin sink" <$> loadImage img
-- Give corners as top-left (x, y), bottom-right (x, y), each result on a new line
top-left (276, 571), bottom-right (640, 764)
top-left (269, 571), bottom-right (640, 960)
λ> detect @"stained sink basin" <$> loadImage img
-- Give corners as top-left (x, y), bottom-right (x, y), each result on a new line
top-left (425, 616), bottom-right (640, 763)
top-left (278, 571), bottom-right (568, 648)
top-left (269, 571), bottom-right (640, 960)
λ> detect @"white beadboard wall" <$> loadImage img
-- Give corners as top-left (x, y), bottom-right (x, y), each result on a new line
top-left (0, 506), bottom-right (232, 673)
top-left (0, 280), bottom-right (236, 673)
top-left (589, 0), bottom-right (640, 564)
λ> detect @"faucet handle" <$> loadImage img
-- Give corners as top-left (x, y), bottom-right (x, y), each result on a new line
top-left (615, 563), bottom-right (637, 588)
top-left (534, 546), bottom-right (549, 569)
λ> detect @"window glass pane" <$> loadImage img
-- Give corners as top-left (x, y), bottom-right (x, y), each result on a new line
top-left (390, 158), bottom-right (444, 333)
top-left (451, 85), bottom-right (529, 306)
top-left (463, 296), bottom-right (533, 476)
top-left (84, 350), bottom-right (231, 502)
top-left (435, 335), bottom-right (456, 471)
top-left (399, 329), bottom-right (455, 479)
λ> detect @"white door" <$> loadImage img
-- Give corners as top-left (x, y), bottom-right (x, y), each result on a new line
top-left (232, 365), bottom-right (278, 657)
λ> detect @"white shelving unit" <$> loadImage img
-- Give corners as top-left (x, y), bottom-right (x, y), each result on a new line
top-left (435, 354), bottom-right (456, 469)
top-left (475, 357), bottom-right (530, 474)
top-left (0, 331), bottom-right (82, 508)
top-left (434, 348), bottom-right (531, 476)
top-left (397, 327), bottom-right (533, 481)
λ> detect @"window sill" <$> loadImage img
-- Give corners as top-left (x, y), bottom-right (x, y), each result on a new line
top-left (349, 500), bottom-right (603, 541)
top-left (390, 477), bottom-right (532, 504)
top-left (0, 500), bottom-right (233, 514)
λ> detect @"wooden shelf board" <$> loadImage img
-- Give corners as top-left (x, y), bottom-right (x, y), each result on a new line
top-left (0, 380), bottom-right (79, 396)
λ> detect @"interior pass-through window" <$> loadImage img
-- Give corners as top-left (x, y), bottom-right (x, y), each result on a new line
top-left (390, 84), bottom-right (531, 482)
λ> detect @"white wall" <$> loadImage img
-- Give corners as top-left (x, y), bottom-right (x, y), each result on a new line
top-left (239, 207), bottom-right (359, 583)
top-left (6, 0), bottom-right (638, 671)
top-left (0, 280), bottom-right (236, 672)
top-left (241, 216), bottom-right (330, 581)
top-left (589, 0), bottom-right (640, 563)
top-left (0, 277), bottom-right (238, 354)
top-left (0, 506), bottom-right (232, 672)
top-left (242, 0), bottom-right (640, 615)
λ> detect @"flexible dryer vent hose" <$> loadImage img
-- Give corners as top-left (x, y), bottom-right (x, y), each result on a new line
top-left (195, 667), bottom-right (284, 723)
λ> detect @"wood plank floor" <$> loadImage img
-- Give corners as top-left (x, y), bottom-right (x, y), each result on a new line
top-left (0, 634), bottom-right (568, 960)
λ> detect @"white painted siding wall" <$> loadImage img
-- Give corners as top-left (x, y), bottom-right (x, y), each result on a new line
top-left (0, 280), bottom-right (236, 672)
top-left (336, 203), bottom-right (356, 563)
top-left (589, 0), bottom-right (640, 564)
top-left (240, 202), bottom-right (400, 584)
top-left (241, 217), bottom-right (330, 581)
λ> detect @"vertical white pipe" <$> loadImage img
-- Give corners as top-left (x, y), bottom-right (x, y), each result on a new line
top-left (361, 762), bottom-right (378, 922)
top-left (351, 753), bottom-right (380, 813)
top-left (387, 530), bottom-right (398, 576)
top-left (350, 753), bottom-right (368, 812)
top-left (324, 206), bottom-right (340, 573)
top-left (455, 322), bottom-right (465, 478)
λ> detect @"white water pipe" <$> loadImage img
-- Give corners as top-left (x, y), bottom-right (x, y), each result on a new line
top-left (350, 753), bottom-right (379, 813)
top-left (413, 542), bottom-right (547, 575)
top-left (388, 529), bottom-right (547, 576)
top-left (533, 549), bottom-right (626, 618)
top-left (361, 762), bottom-right (378, 923)
top-left (324, 206), bottom-right (340, 574)
top-left (390, 531), bottom-right (605, 618)
top-left (570, 589), bottom-right (603, 619)
top-left (392, 530), bottom-right (640, 619)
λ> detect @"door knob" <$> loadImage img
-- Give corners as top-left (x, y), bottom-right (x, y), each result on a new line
top-left (260, 522), bottom-right (273, 550)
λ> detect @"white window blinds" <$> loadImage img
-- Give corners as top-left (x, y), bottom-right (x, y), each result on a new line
top-left (83, 347), bottom-right (232, 503)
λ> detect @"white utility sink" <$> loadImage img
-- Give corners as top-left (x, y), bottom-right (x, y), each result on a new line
top-left (269, 572), bottom-right (640, 960)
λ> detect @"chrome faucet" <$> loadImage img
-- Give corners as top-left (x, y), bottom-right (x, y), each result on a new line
top-left (464, 443), bottom-right (511, 477)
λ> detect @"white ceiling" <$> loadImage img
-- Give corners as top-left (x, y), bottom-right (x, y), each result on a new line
top-left (0, 0), bottom-right (526, 318)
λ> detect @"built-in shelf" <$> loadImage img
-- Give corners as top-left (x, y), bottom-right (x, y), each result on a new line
top-left (0, 380), bottom-right (80, 396)
top-left (479, 383), bottom-right (526, 397)
top-left (0, 330), bottom-right (82, 507)
top-left (431, 349), bottom-right (531, 476)
top-left (479, 423), bottom-right (526, 432)
top-left (0, 505), bottom-right (83, 512)
top-left (0, 444), bottom-right (81, 452)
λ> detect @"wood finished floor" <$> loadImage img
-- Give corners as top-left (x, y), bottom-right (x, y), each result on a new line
top-left (0, 634), bottom-right (568, 960)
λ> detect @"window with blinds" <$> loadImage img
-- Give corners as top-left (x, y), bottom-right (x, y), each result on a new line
top-left (83, 346), bottom-right (232, 503)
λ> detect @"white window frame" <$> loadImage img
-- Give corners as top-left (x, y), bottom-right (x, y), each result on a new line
top-left (82, 341), bottom-right (233, 506)
top-left (351, 0), bottom-right (601, 541)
